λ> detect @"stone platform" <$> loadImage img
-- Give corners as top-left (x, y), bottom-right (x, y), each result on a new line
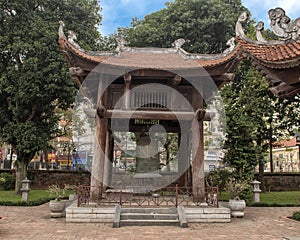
top-left (66, 203), bottom-right (231, 225)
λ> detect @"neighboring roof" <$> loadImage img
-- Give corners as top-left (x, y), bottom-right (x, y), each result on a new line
top-left (274, 137), bottom-right (298, 148)
top-left (57, 136), bottom-right (72, 143)
top-left (237, 38), bottom-right (300, 65)
top-left (236, 8), bottom-right (300, 98)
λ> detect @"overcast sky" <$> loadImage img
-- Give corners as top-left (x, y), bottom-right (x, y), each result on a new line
top-left (99, 0), bottom-right (300, 36)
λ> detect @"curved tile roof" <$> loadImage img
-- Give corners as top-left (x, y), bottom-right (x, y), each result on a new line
top-left (238, 38), bottom-right (300, 67)
top-left (59, 35), bottom-right (241, 70)
top-left (58, 8), bottom-right (300, 98)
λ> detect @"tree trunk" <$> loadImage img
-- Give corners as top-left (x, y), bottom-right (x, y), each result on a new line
top-left (269, 139), bottom-right (274, 172)
top-left (14, 151), bottom-right (35, 194)
top-left (43, 149), bottom-right (49, 170)
top-left (15, 160), bottom-right (28, 194)
top-left (258, 159), bottom-right (265, 192)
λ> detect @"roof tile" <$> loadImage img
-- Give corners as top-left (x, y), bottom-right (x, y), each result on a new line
top-left (238, 38), bottom-right (300, 62)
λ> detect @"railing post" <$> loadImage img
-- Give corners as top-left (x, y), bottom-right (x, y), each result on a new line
top-left (197, 187), bottom-right (199, 205)
top-left (176, 184), bottom-right (178, 207)
top-left (120, 189), bottom-right (122, 206)
top-left (87, 185), bottom-right (90, 205)
top-left (216, 186), bottom-right (219, 208)
top-left (77, 184), bottom-right (81, 207)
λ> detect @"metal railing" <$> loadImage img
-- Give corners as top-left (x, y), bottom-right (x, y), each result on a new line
top-left (77, 185), bottom-right (219, 208)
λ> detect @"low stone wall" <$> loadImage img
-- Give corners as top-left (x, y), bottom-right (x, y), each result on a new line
top-left (1, 170), bottom-right (299, 191)
top-left (66, 204), bottom-right (231, 224)
top-left (257, 173), bottom-right (300, 191)
top-left (184, 207), bottom-right (231, 223)
top-left (0, 169), bottom-right (91, 189)
top-left (66, 203), bottom-right (115, 223)
top-left (28, 170), bottom-right (91, 189)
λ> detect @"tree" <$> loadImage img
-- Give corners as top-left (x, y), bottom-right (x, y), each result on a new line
top-left (221, 61), bottom-right (300, 182)
top-left (118, 0), bottom-right (246, 53)
top-left (221, 62), bottom-right (271, 180)
top-left (0, 0), bottom-right (102, 192)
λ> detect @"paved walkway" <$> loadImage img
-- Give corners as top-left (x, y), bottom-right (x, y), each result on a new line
top-left (0, 203), bottom-right (299, 240)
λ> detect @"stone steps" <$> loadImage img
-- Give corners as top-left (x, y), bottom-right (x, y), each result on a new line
top-left (66, 203), bottom-right (229, 225)
top-left (120, 219), bottom-right (180, 226)
top-left (121, 207), bottom-right (178, 214)
top-left (115, 207), bottom-right (181, 227)
top-left (121, 213), bottom-right (179, 220)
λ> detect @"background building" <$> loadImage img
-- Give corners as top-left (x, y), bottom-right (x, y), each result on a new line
top-left (264, 137), bottom-right (300, 172)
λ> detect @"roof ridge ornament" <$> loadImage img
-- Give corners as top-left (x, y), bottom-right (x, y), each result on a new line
top-left (58, 21), bottom-right (66, 39)
top-left (255, 21), bottom-right (268, 43)
top-left (172, 39), bottom-right (186, 49)
top-left (236, 8), bottom-right (300, 45)
top-left (222, 37), bottom-right (235, 55)
top-left (58, 21), bottom-right (85, 51)
top-left (115, 37), bottom-right (128, 53)
top-left (235, 11), bottom-right (252, 42)
top-left (269, 7), bottom-right (300, 41)
top-left (58, 22), bottom-right (117, 57)
top-left (67, 30), bottom-right (84, 51)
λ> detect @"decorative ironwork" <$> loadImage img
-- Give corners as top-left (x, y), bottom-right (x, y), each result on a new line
top-left (77, 185), bottom-right (219, 208)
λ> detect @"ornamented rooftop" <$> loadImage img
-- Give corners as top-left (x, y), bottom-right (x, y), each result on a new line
top-left (58, 7), bottom-right (300, 98)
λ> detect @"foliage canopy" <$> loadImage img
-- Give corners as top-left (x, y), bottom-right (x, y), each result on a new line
top-left (118, 0), bottom-right (246, 53)
top-left (0, 0), bottom-right (102, 191)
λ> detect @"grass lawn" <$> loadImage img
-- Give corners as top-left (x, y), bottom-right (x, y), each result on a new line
top-left (259, 191), bottom-right (300, 205)
top-left (0, 190), bottom-right (54, 206)
top-left (0, 189), bottom-right (75, 206)
top-left (0, 189), bottom-right (299, 206)
top-left (219, 191), bottom-right (300, 206)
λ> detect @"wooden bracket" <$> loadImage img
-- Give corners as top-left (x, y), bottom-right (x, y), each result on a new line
top-left (123, 73), bottom-right (132, 83)
top-left (195, 108), bottom-right (206, 121)
top-left (172, 75), bottom-right (182, 85)
top-left (96, 105), bottom-right (107, 118)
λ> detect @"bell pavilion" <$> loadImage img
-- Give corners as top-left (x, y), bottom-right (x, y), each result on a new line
top-left (58, 8), bottom-right (300, 211)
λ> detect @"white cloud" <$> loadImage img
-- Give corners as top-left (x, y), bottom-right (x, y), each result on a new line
top-left (242, 0), bottom-right (300, 22)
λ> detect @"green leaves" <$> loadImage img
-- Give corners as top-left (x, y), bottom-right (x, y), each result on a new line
top-left (221, 63), bottom-right (270, 178)
top-left (221, 60), bottom-right (300, 179)
top-left (0, 0), bottom-right (102, 165)
top-left (118, 0), bottom-right (246, 53)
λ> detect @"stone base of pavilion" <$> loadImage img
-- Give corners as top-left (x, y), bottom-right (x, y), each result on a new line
top-left (66, 202), bottom-right (231, 224)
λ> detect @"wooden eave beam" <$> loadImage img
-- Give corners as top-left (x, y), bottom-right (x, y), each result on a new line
top-left (106, 109), bottom-right (214, 121)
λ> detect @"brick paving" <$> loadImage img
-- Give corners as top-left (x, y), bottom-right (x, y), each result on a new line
top-left (0, 203), bottom-right (299, 240)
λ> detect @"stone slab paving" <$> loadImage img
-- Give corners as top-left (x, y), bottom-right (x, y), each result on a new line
top-left (0, 203), bottom-right (299, 240)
